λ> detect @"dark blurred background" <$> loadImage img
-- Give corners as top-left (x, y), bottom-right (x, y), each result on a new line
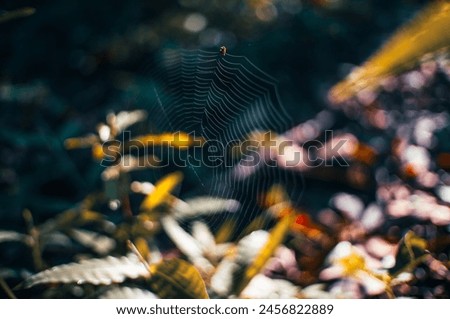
top-left (0, 0), bottom-right (429, 226)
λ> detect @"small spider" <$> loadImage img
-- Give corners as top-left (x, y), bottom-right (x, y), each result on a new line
top-left (219, 46), bottom-right (227, 56)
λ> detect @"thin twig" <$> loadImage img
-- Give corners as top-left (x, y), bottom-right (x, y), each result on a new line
top-left (392, 254), bottom-right (429, 279)
top-left (127, 240), bottom-right (152, 276)
top-left (119, 173), bottom-right (134, 219)
top-left (385, 285), bottom-right (395, 299)
top-left (23, 209), bottom-right (44, 271)
top-left (121, 194), bottom-right (133, 219)
top-left (0, 277), bottom-right (17, 299)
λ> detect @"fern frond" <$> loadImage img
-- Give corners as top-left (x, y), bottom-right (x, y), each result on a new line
top-left (160, 215), bottom-right (213, 273)
top-left (174, 197), bottom-right (240, 219)
top-left (67, 229), bottom-right (116, 255)
top-left (18, 254), bottom-right (150, 289)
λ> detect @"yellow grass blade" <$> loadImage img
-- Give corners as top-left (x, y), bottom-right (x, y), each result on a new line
top-left (214, 219), bottom-right (236, 244)
top-left (329, 1), bottom-right (450, 104)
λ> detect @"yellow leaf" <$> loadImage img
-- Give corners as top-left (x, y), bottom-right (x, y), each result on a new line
top-left (235, 212), bottom-right (295, 295)
top-left (91, 143), bottom-right (105, 161)
top-left (260, 184), bottom-right (290, 208)
top-left (128, 132), bottom-right (204, 149)
top-left (214, 219), bottom-right (236, 244)
top-left (79, 209), bottom-right (105, 223)
top-left (149, 258), bottom-right (209, 299)
top-left (140, 172), bottom-right (183, 212)
top-left (237, 215), bottom-right (267, 240)
top-left (329, 1), bottom-right (450, 103)
top-left (64, 135), bottom-right (98, 149)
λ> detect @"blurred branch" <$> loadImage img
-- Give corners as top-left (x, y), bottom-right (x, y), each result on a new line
top-left (0, 7), bottom-right (35, 24)
top-left (0, 277), bottom-right (16, 299)
top-left (23, 209), bottom-right (45, 271)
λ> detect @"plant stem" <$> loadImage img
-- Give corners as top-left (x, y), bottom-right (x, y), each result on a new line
top-left (127, 240), bottom-right (152, 276)
top-left (23, 209), bottom-right (44, 271)
top-left (0, 277), bottom-right (17, 299)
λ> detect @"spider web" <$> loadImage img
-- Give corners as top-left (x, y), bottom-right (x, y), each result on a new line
top-left (145, 48), bottom-right (303, 231)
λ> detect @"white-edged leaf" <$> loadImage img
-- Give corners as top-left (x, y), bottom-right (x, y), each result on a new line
top-left (107, 110), bottom-right (147, 135)
top-left (209, 257), bottom-right (239, 297)
top-left (40, 232), bottom-right (72, 249)
top-left (174, 197), bottom-right (240, 219)
top-left (330, 193), bottom-right (364, 221)
top-left (0, 267), bottom-right (32, 280)
top-left (19, 253), bottom-right (149, 289)
top-left (191, 221), bottom-right (216, 252)
top-left (300, 284), bottom-right (336, 299)
top-left (235, 230), bottom-right (270, 264)
top-left (240, 274), bottom-right (300, 299)
top-left (99, 286), bottom-right (158, 299)
top-left (96, 123), bottom-right (111, 142)
top-left (210, 230), bottom-right (269, 297)
top-left (147, 239), bottom-right (163, 264)
top-left (160, 216), bottom-right (213, 273)
top-left (68, 229), bottom-right (116, 255)
top-left (102, 155), bottom-right (158, 181)
top-left (361, 203), bottom-right (384, 232)
top-left (213, 243), bottom-right (233, 259)
top-left (0, 230), bottom-right (29, 243)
